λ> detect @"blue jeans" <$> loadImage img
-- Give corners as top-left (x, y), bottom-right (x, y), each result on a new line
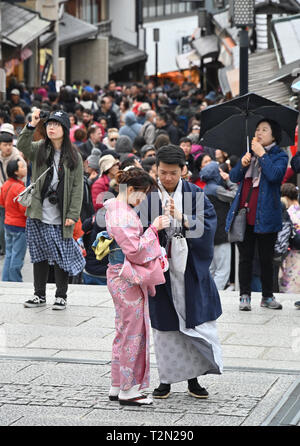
top-left (2, 228), bottom-right (27, 282)
top-left (82, 271), bottom-right (107, 285)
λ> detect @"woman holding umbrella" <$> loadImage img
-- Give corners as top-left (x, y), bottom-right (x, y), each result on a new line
top-left (226, 119), bottom-right (288, 311)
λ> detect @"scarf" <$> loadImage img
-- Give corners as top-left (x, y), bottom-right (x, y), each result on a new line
top-left (245, 142), bottom-right (276, 187)
top-left (158, 179), bottom-right (182, 238)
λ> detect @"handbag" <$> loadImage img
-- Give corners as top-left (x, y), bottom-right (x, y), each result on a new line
top-left (92, 231), bottom-right (116, 261)
top-left (169, 214), bottom-right (188, 274)
top-left (14, 165), bottom-right (52, 208)
top-left (228, 185), bottom-right (253, 243)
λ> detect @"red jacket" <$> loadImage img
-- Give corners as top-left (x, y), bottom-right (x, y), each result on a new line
top-left (0, 178), bottom-right (27, 227)
top-left (91, 174), bottom-right (110, 211)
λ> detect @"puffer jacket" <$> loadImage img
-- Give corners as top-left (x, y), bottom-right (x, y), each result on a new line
top-left (225, 145), bottom-right (288, 234)
top-left (119, 111), bottom-right (142, 142)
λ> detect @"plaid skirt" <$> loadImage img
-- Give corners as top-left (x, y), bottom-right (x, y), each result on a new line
top-left (26, 218), bottom-right (86, 276)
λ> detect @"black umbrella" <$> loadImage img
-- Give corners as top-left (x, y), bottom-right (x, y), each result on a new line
top-left (199, 92), bottom-right (299, 157)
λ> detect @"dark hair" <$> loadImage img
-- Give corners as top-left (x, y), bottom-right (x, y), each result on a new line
top-left (141, 157), bottom-right (156, 173)
top-left (7, 158), bottom-right (20, 180)
top-left (157, 112), bottom-right (168, 123)
top-left (74, 128), bottom-right (87, 142)
top-left (0, 132), bottom-right (13, 143)
top-left (190, 153), bottom-right (212, 182)
top-left (87, 125), bottom-right (100, 138)
top-left (154, 133), bottom-right (170, 150)
top-left (179, 137), bottom-right (192, 145)
top-left (156, 145), bottom-right (186, 168)
top-left (116, 167), bottom-right (158, 192)
top-left (83, 108), bottom-right (93, 116)
top-left (133, 135), bottom-right (146, 155)
top-left (120, 156), bottom-right (139, 171)
top-left (37, 127), bottom-right (79, 170)
top-left (256, 119), bottom-right (282, 145)
top-left (281, 183), bottom-right (299, 201)
top-left (229, 155), bottom-right (238, 169)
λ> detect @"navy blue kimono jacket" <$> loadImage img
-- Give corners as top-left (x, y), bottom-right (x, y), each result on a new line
top-left (144, 180), bottom-right (222, 331)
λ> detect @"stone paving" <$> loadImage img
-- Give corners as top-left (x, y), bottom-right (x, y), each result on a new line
top-left (0, 280), bottom-right (299, 426)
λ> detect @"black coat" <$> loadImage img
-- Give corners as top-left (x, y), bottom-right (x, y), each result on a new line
top-left (142, 180), bottom-right (222, 331)
top-left (79, 140), bottom-right (107, 159)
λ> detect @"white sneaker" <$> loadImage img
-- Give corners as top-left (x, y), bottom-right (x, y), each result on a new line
top-left (52, 297), bottom-right (67, 311)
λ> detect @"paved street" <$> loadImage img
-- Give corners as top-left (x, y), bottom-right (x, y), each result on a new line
top-left (0, 255), bottom-right (299, 426)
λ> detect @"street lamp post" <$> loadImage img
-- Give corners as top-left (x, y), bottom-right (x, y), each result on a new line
top-left (231, 0), bottom-right (255, 292)
top-left (231, 0), bottom-right (255, 96)
top-left (153, 28), bottom-right (160, 83)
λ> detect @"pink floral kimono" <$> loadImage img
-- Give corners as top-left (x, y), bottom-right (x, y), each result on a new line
top-left (104, 198), bottom-right (165, 392)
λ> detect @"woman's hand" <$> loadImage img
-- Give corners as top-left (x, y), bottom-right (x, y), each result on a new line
top-left (241, 152), bottom-right (252, 167)
top-left (219, 168), bottom-right (229, 181)
top-left (251, 137), bottom-right (265, 158)
top-left (65, 218), bottom-right (75, 227)
top-left (89, 171), bottom-right (98, 181)
top-left (152, 215), bottom-right (170, 231)
top-left (31, 109), bottom-right (41, 128)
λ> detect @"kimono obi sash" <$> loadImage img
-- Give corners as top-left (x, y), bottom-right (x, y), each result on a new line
top-left (108, 239), bottom-right (125, 265)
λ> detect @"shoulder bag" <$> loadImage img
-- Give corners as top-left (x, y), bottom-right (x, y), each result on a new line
top-left (228, 185), bottom-right (253, 243)
top-left (13, 165), bottom-right (52, 208)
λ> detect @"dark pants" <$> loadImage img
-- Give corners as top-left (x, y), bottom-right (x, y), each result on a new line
top-left (237, 225), bottom-right (277, 298)
top-left (34, 261), bottom-right (69, 299)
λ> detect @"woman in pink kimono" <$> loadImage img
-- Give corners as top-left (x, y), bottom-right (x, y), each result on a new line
top-left (104, 168), bottom-right (170, 406)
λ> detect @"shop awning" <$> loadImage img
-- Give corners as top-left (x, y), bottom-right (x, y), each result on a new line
top-left (1, 2), bottom-right (52, 48)
top-left (273, 14), bottom-right (300, 64)
top-left (109, 37), bottom-right (147, 73)
top-left (192, 35), bottom-right (219, 60)
top-left (59, 13), bottom-right (98, 47)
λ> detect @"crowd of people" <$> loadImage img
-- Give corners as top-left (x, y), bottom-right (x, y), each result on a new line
top-left (0, 76), bottom-right (299, 405)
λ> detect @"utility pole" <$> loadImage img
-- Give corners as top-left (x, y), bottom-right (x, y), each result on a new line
top-left (0, 0), bottom-right (6, 101)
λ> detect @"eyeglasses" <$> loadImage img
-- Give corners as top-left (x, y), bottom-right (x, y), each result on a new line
top-left (46, 121), bottom-right (61, 128)
top-left (110, 138), bottom-right (118, 142)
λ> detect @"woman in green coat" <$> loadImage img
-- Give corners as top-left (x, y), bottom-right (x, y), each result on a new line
top-left (17, 109), bottom-right (85, 310)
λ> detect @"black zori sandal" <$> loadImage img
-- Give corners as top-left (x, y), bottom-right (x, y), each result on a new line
top-left (119, 395), bottom-right (153, 406)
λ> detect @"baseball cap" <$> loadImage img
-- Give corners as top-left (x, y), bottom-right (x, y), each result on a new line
top-left (11, 89), bottom-right (20, 96)
top-left (45, 110), bottom-right (70, 131)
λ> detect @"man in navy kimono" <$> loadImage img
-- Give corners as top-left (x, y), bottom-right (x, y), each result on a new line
top-left (142, 145), bottom-right (223, 399)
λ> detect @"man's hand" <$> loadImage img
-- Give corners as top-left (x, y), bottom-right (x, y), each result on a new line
top-left (164, 197), bottom-right (182, 222)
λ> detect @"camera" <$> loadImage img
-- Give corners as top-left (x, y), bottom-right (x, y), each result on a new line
top-left (46, 187), bottom-right (58, 205)
top-left (40, 110), bottom-right (50, 120)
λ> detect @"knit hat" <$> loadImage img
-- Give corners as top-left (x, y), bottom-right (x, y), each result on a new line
top-left (87, 148), bottom-right (102, 170)
top-left (115, 135), bottom-right (132, 154)
top-left (99, 154), bottom-right (119, 176)
top-left (45, 110), bottom-right (70, 131)
top-left (11, 89), bottom-right (20, 96)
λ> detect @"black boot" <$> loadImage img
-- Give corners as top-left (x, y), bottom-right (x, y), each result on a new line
top-left (152, 383), bottom-right (171, 399)
top-left (188, 378), bottom-right (209, 399)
